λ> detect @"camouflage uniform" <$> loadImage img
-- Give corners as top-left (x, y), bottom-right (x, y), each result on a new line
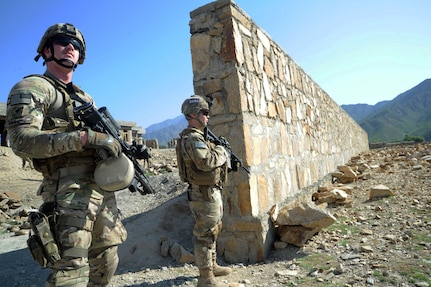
top-left (179, 127), bottom-right (227, 269)
top-left (177, 96), bottom-right (232, 287)
top-left (6, 68), bottom-right (127, 285)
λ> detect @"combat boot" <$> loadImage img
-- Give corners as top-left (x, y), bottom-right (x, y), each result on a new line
top-left (197, 268), bottom-right (223, 287)
top-left (213, 261), bottom-right (232, 277)
top-left (211, 243), bottom-right (231, 276)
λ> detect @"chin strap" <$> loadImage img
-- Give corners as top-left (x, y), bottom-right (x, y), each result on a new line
top-left (36, 46), bottom-right (78, 70)
top-left (44, 55), bottom-right (77, 70)
top-left (197, 117), bottom-right (207, 129)
top-left (51, 57), bottom-right (77, 70)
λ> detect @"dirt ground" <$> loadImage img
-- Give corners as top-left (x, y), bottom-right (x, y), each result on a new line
top-left (0, 145), bottom-right (430, 287)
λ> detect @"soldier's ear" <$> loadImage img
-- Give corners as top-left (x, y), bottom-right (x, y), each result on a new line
top-left (43, 47), bottom-right (51, 58)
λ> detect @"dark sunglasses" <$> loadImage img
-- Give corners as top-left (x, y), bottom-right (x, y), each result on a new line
top-left (200, 110), bottom-right (209, 116)
top-left (52, 36), bottom-right (83, 52)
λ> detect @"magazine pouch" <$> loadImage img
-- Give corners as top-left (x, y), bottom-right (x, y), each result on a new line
top-left (27, 210), bottom-right (61, 268)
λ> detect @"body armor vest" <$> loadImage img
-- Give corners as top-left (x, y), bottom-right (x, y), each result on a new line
top-left (177, 129), bottom-right (225, 186)
top-left (25, 74), bottom-right (97, 174)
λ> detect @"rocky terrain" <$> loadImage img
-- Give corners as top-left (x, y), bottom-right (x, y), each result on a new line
top-left (0, 144), bottom-right (430, 287)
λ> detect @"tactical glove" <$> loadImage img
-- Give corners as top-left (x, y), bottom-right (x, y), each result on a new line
top-left (84, 129), bottom-right (121, 158)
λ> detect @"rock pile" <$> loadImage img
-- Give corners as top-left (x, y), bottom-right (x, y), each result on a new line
top-left (259, 143), bottom-right (431, 287)
top-left (0, 191), bottom-right (32, 237)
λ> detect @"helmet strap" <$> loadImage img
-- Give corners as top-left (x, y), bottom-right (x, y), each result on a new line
top-left (196, 115), bottom-right (207, 128)
top-left (53, 58), bottom-right (77, 70)
top-left (186, 113), bottom-right (206, 129)
top-left (44, 46), bottom-right (78, 70)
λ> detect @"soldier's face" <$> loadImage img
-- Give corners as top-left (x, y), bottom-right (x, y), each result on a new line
top-left (190, 110), bottom-right (209, 130)
top-left (44, 40), bottom-right (80, 66)
top-left (53, 41), bottom-right (80, 64)
top-left (198, 110), bottom-right (209, 126)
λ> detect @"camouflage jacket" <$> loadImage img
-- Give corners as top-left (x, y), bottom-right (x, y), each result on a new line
top-left (178, 127), bottom-right (228, 186)
top-left (5, 71), bottom-right (93, 161)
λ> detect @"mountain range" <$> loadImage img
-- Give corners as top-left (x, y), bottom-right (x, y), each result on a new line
top-left (143, 115), bottom-right (187, 147)
top-left (342, 78), bottom-right (431, 143)
top-left (143, 79), bottom-right (431, 146)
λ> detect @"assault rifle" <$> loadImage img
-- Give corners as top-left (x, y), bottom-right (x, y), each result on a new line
top-left (204, 127), bottom-right (250, 175)
top-left (74, 102), bottom-right (155, 195)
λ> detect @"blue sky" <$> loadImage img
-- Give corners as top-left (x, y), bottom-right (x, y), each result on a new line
top-left (1, 0), bottom-right (430, 130)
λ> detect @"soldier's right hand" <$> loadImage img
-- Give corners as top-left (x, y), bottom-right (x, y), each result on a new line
top-left (84, 129), bottom-right (121, 158)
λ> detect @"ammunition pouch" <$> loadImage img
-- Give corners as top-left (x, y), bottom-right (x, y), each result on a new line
top-left (27, 207), bottom-right (61, 268)
top-left (185, 159), bottom-right (222, 186)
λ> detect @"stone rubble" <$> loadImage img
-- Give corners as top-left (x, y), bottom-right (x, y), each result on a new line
top-left (107, 143), bottom-right (431, 287)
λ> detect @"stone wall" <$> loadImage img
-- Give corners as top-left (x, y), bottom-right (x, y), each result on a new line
top-left (189, 0), bottom-right (369, 263)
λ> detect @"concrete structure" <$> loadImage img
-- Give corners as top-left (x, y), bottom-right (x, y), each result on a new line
top-left (190, 0), bottom-right (368, 263)
top-left (144, 139), bottom-right (159, 149)
top-left (117, 120), bottom-right (145, 145)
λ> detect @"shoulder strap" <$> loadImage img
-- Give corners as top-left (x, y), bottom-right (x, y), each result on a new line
top-left (25, 74), bottom-right (87, 104)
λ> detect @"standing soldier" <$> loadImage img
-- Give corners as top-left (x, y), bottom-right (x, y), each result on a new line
top-left (176, 95), bottom-right (232, 287)
top-left (5, 23), bottom-right (127, 286)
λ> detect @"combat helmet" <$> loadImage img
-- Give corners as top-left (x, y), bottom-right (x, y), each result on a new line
top-left (34, 23), bottom-right (86, 66)
top-left (181, 95), bottom-right (209, 117)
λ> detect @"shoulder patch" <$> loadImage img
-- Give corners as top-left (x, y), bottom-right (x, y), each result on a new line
top-left (8, 93), bottom-right (31, 105)
top-left (194, 141), bottom-right (207, 149)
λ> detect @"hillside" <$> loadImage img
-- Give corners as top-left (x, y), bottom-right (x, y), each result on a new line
top-left (357, 79), bottom-right (431, 143)
top-left (143, 115), bottom-right (186, 147)
top-left (341, 101), bottom-right (390, 123)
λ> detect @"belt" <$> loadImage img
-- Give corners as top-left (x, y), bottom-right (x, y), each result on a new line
top-left (189, 183), bottom-right (221, 190)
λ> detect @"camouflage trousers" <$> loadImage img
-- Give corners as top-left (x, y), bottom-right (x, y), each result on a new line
top-left (188, 185), bottom-right (223, 269)
top-left (39, 170), bottom-right (127, 287)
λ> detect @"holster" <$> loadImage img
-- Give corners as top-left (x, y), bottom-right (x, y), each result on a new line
top-left (27, 208), bottom-right (61, 268)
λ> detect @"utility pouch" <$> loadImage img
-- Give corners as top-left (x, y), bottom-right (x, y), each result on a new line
top-left (175, 139), bottom-right (188, 182)
top-left (199, 185), bottom-right (211, 201)
top-left (27, 234), bottom-right (48, 267)
top-left (27, 210), bottom-right (61, 268)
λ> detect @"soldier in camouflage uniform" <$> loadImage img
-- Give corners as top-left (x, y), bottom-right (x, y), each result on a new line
top-left (5, 23), bottom-right (127, 287)
top-left (176, 95), bottom-right (232, 287)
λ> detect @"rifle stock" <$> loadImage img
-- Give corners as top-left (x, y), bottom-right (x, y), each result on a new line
top-left (204, 127), bottom-right (250, 175)
top-left (74, 102), bottom-right (155, 195)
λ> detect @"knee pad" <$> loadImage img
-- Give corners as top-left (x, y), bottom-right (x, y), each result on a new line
top-left (88, 246), bottom-right (119, 285)
top-left (47, 265), bottom-right (89, 287)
